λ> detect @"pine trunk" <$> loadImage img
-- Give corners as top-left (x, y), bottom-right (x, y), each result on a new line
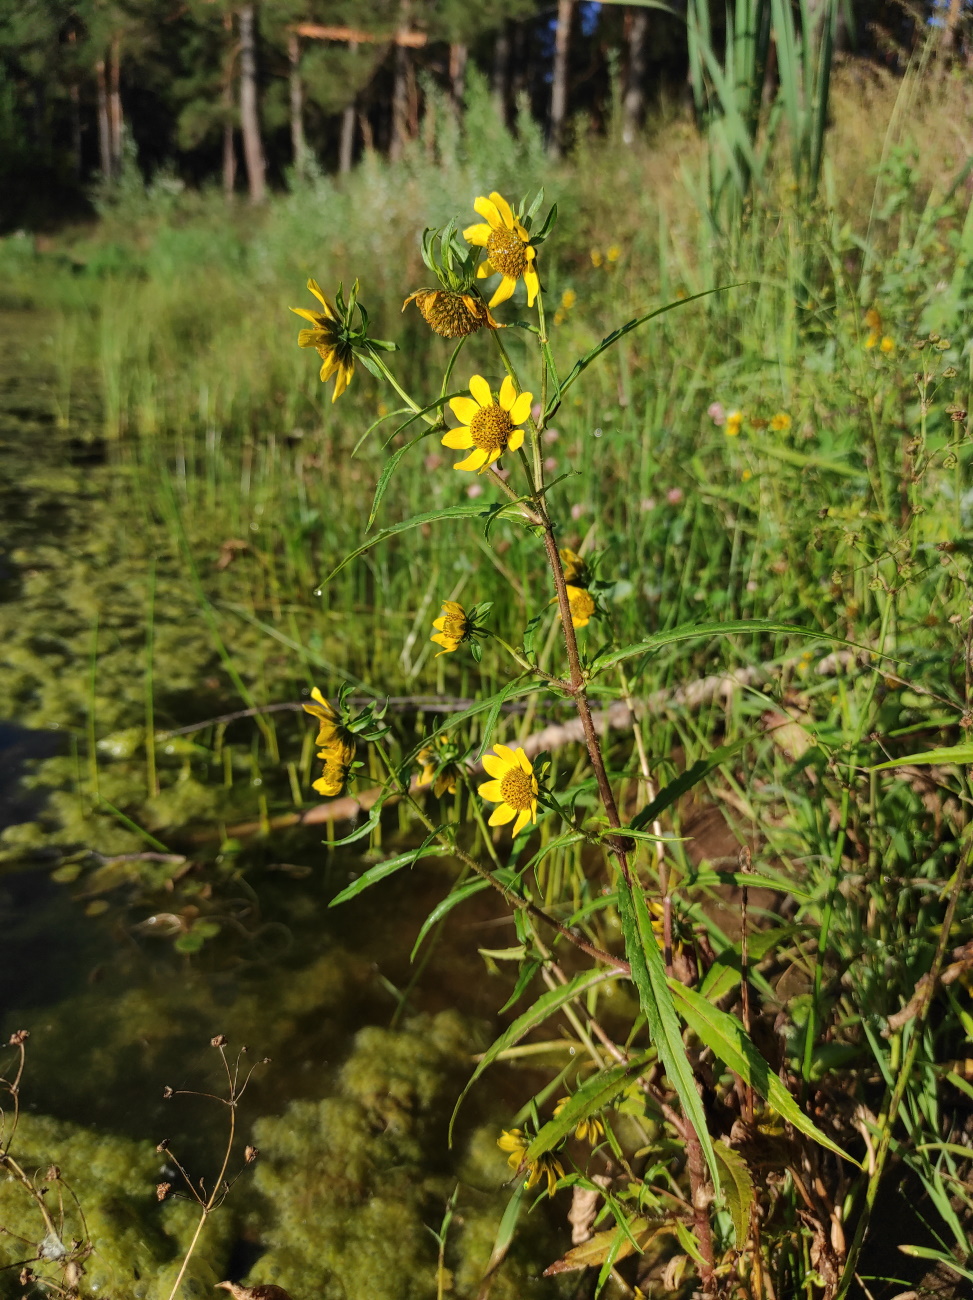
top-left (492, 23), bottom-right (510, 120)
top-left (339, 104), bottom-right (356, 172)
top-left (622, 7), bottom-right (649, 145)
top-left (96, 57), bottom-right (112, 181)
top-left (238, 3), bottom-right (266, 203)
top-left (222, 13), bottom-right (236, 200)
top-left (108, 35), bottom-right (123, 175)
top-left (390, 40), bottom-right (409, 160)
top-left (449, 42), bottom-right (467, 107)
top-left (288, 32), bottom-right (307, 177)
top-left (549, 0), bottom-right (573, 157)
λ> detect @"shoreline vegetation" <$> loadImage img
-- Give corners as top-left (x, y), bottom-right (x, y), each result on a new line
top-left (3, 24), bottom-right (973, 1300)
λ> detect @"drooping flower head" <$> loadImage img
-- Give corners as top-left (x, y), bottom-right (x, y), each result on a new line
top-left (442, 375), bottom-right (533, 473)
top-left (478, 744), bottom-right (538, 837)
top-left (464, 192), bottom-right (541, 308)
top-left (416, 734), bottom-right (466, 797)
top-left (553, 1096), bottom-right (605, 1145)
top-left (302, 687), bottom-right (356, 763)
top-left (403, 221), bottom-right (500, 338)
top-left (312, 750), bottom-right (353, 798)
top-left (302, 684), bottom-right (389, 800)
top-left (564, 585), bottom-right (595, 629)
top-left (290, 279), bottom-right (396, 403)
top-left (496, 1129), bottom-right (564, 1196)
top-left (559, 547), bottom-right (590, 588)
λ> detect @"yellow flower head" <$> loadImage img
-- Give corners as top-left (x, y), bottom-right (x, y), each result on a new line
top-left (590, 248), bottom-right (603, 268)
top-left (560, 288), bottom-right (577, 311)
top-left (302, 686), bottom-right (356, 764)
top-left (554, 1096), bottom-right (605, 1145)
top-left (478, 744), bottom-right (538, 837)
top-left (442, 375), bottom-right (533, 473)
top-left (725, 409), bottom-right (743, 437)
top-left (497, 1129), bottom-right (563, 1196)
top-left (464, 192), bottom-right (540, 308)
top-left (552, 584), bottom-right (595, 629)
top-left (312, 750), bottom-right (353, 798)
top-left (559, 547), bottom-right (590, 587)
top-left (497, 1127), bottom-right (528, 1171)
top-left (431, 600), bottom-right (474, 656)
top-left (880, 336), bottom-right (895, 353)
top-left (769, 412), bottom-right (791, 432)
top-left (402, 289), bottom-right (499, 338)
top-left (606, 244), bottom-right (621, 264)
top-left (290, 279), bottom-right (355, 403)
top-left (416, 734), bottom-right (464, 797)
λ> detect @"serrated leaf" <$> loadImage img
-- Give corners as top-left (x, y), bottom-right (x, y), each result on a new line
top-left (329, 835), bottom-right (449, 907)
top-left (411, 874), bottom-right (494, 961)
top-left (401, 680), bottom-right (545, 767)
top-left (543, 1217), bottom-right (670, 1276)
top-left (477, 675), bottom-right (531, 760)
top-left (524, 1053), bottom-right (653, 1163)
top-left (687, 870), bottom-right (811, 902)
top-left (669, 981), bottom-right (859, 1164)
top-left (591, 619), bottom-right (866, 675)
top-left (616, 882), bottom-right (722, 1194)
top-left (674, 1219), bottom-right (704, 1265)
top-left (712, 1143), bottom-right (754, 1248)
top-left (699, 925), bottom-right (800, 1002)
top-left (321, 503), bottom-right (496, 584)
top-left (629, 738), bottom-right (750, 831)
top-left (450, 966), bottom-right (624, 1142)
top-left (871, 742), bottom-right (973, 771)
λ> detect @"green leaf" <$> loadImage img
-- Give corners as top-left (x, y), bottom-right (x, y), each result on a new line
top-left (616, 881), bottom-right (722, 1194)
top-left (590, 619), bottom-right (866, 675)
top-left (480, 1182), bottom-right (526, 1282)
top-left (542, 1217), bottom-right (661, 1276)
top-left (712, 1143), bottom-right (754, 1249)
top-left (524, 1053), bottom-right (653, 1163)
top-left (477, 675), bottom-right (532, 760)
top-left (548, 285), bottom-right (741, 417)
top-left (450, 966), bottom-right (624, 1142)
top-left (669, 981), bottom-right (858, 1164)
top-left (321, 504), bottom-right (496, 584)
top-left (329, 838), bottom-right (449, 907)
top-left (687, 871), bottom-right (811, 903)
top-left (411, 875), bottom-right (492, 961)
top-left (401, 680), bottom-right (545, 767)
top-left (674, 1219), bottom-right (705, 1266)
top-left (871, 743), bottom-right (973, 771)
top-left (629, 738), bottom-right (750, 831)
top-left (699, 925), bottom-right (800, 1002)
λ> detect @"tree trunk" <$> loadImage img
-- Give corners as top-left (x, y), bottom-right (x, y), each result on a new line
top-left (108, 35), bottom-right (123, 175)
top-left (449, 42), bottom-right (467, 107)
top-left (96, 57), bottom-right (112, 181)
top-left (339, 104), bottom-right (356, 172)
top-left (549, 0), bottom-right (573, 157)
top-left (390, 41), bottom-right (409, 160)
top-left (238, 3), bottom-right (266, 203)
top-left (622, 7), bottom-right (649, 145)
top-left (492, 22), bottom-right (510, 120)
top-left (942, 0), bottom-right (964, 52)
top-left (287, 32), bottom-right (307, 178)
top-left (222, 13), bottom-right (237, 200)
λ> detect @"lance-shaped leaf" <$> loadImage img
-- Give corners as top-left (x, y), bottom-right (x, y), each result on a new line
top-left (329, 832), bottom-right (449, 907)
top-left (320, 503), bottom-right (499, 584)
top-left (712, 1142), bottom-right (754, 1249)
top-left (524, 1052), bottom-right (654, 1162)
top-left (669, 981), bottom-right (858, 1164)
top-left (629, 738), bottom-right (749, 832)
top-left (543, 1217), bottom-right (674, 1276)
top-left (872, 742), bottom-right (973, 771)
top-left (616, 881), bottom-right (722, 1193)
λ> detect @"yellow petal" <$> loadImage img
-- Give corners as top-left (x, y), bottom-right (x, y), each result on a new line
top-left (489, 803), bottom-right (517, 826)
top-left (481, 754), bottom-right (507, 779)
top-left (489, 276), bottom-right (517, 308)
top-left (432, 616), bottom-right (446, 631)
top-left (512, 808), bottom-right (531, 836)
top-left (332, 361), bottom-right (352, 402)
top-left (292, 307), bottom-right (324, 324)
top-left (498, 375), bottom-right (517, 411)
top-left (306, 279), bottom-right (335, 317)
top-left (454, 449), bottom-right (487, 472)
top-left (312, 775), bottom-right (342, 797)
top-left (473, 196), bottom-right (503, 228)
top-left (442, 427), bottom-right (473, 449)
top-left (524, 268), bottom-right (540, 307)
top-left (319, 354), bottom-right (337, 383)
top-left (513, 747), bottom-right (532, 773)
top-left (507, 428), bottom-right (524, 452)
top-left (462, 222), bottom-right (492, 246)
top-left (480, 447), bottom-right (503, 471)
top-left (441, 601), bottom-right (465, 616)
top-left (508, 391), bottom-right (533, 425)
top-left (469, 374), bottom-right (492, 408)
top-left (478, 779), bottom-right (504, 801)
top-left (493, 744), bottom-right (517, 763)
top-left (475, 261), bottom-right (492, 279)
top-left (449, 396), bottom-right (481, 424)
top-left (488, 191), bottom-right (515, 229)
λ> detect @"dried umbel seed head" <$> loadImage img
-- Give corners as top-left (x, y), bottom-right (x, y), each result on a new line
top-left (156, 1182), bottom-right (172, 1202)
top-left (19, 1268), bottom-right (34, 1287)
top-left (162, 1086), bottom-right (174, 1100)
top-left (8, 1030), bottom-right (29, 1046)
top-left (211, 1034), bottom-right (228, 1048)
top-left (156, 1138), bottom-right (170, 1153)
top-left (403, 289), bottom-right (499, 338)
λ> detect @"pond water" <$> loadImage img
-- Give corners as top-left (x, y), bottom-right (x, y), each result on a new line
top-left (0, 308), bottom-right (566, 1300)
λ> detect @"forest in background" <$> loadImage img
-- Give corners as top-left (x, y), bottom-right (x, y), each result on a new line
top-left (0, 0), bottom-right (962, 231)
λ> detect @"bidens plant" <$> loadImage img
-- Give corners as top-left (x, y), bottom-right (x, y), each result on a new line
top-left (291, 190), bottom-right (856, 1298)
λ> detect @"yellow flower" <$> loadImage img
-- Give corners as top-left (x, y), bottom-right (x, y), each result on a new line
top-left (416, 735), bottom-right (462, 797)
top-left (559, 547), bottom-right (590, 587)
top-left (769, 412), bottom-right (791, 432)
top-left (496, 1129), bottom-right (564, 1196)
top-left (478, 744), bottom-right (538, 837)
top-left (725, 409), bottom-right (743, 437)
top-left (564, 585), bottom-right (595, 628)
top-left (464, 192), bottom-right (540, 308)
top-left (442, 374), bottom-right (533, 473)
top-left (302, 687), bottom-right (356, 763)
top-left (312, 749), bottom-right (353, 798)
top-left (606, 244), bottom-right (621, 264)
top-left (554, 1097), bottom-right (605, 1144)
top-left (865, 332), bottom-right (879, 349)
top-left (402, 288), bottom-right (499, 338)
top-left (742, 469), bottom-right (753, 482)
top-left (560, 288), bottom-right (577, 310)
top-left (430, 600), bottom-right (473, 656)
top-left (880, 336), bottom-right (895, 353)
top-left (590, 248), bottom-right (603, 268)
top-left (290, 279), bottom-right (355, 403)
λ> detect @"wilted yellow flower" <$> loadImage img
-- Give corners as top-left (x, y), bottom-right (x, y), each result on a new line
top-left (559, 547), bottom-right (590, 586)
top-left (402, 288), bottom-right (499, 338)
top-left (430, 600), bottom-right (473, 656)
top-left (479, 744), bottom-right (538, 836)
top-left (290, 279), bottom-right (355, 402)
top-left (769, 412), bottom-right (791, 432)
top-left (464, 192), bottom-right (540, 308)
top-left (442, 374), bottom-right (533, 473)
top-left (302, 687), bottom-right (356, 764)
top-left (497, 1129), bottom-right (564, 1196)
top-left (725, 410), bottom-right (743, 437)
top-left (416, 735), bottom-right (463, 797)
top-left (554, 1097), bottom-right (605, 1144)
top-left (564, 585), bottom-right (595, 628)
